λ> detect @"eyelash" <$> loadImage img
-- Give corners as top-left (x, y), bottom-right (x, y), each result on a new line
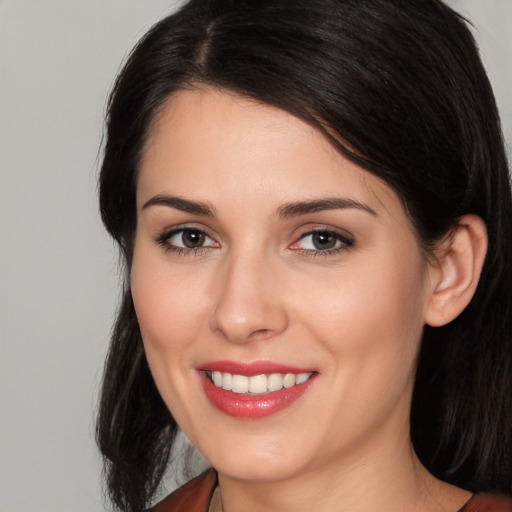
top-left (155, 227), bottom-right (355, 257)
top-left (155, 227), bottom-right (218, 256)
top-left (291, 229), bottom-right (355, 257)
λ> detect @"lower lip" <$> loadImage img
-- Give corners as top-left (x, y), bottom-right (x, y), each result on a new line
top-left (199, 372), bottom-right (316, 419)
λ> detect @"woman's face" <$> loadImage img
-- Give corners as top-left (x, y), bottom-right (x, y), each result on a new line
top-left (131, 88), bottom-right (436, 482)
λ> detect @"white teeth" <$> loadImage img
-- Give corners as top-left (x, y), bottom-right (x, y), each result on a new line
top-left (231, 374), bottom-right (249, 394)
top-left (283, 373), bottom-right (296, 388)
top-left (221, 372), bottom-right (232, 391)
top-left (209, 371), bottom-right (313, 394)
top-left (268, 373), bottom-right (283, 392)
top-left (248, 374), bottom-right (268, 394)
top-left (295, 373), bottom-right (310, 385)
top-left (212, 371), bottom-right (223, 387)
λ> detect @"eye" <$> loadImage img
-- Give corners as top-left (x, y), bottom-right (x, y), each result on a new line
top-left (170, 229), bottom-right (209, 248)
top-left (291, 229), bottom-right (354, 254)
top-left (156, 227), bottom-right (218, 253)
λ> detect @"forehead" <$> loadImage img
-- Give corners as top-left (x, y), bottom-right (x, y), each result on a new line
top-left (138, 87), bottom-right (405, 224)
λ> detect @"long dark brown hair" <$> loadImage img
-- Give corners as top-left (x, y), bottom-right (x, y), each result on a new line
top-left (97, 0), bottom-right (512, 509)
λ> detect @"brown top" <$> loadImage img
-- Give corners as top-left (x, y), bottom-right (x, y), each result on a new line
top-left (149, 470), bottom-right (217, 512)
top-left (460, 494), bottom-right (512, 512)
top-left (149, 469), bottom-right (512, 512)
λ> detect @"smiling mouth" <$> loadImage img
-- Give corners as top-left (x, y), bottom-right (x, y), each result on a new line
top-left (207, 371), bottom-right (314, 395)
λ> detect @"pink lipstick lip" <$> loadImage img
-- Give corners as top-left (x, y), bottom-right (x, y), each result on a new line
top-left (197, 360), bottom-right (315, 376)
top-left (198, 370), bottom-right (318, 419)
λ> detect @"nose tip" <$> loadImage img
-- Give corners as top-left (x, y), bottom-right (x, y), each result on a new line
top-left (211, 322), bottom-right (277, 343)
top-left (209, 260), bottom-right (288, 344)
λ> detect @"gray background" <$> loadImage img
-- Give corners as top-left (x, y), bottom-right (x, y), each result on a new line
top-left (0, 1), bottom-right (510, 511)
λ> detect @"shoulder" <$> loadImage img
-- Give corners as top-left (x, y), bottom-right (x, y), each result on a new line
top-left (459, 494), bottom-right (512, 512)
top-left (148, 469), bottom-right (217, 512)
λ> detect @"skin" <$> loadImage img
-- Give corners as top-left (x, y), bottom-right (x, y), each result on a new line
top-left (131, 88), bottom-right (481, 512)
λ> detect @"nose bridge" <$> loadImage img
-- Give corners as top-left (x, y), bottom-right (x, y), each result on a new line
top-left (210, 243), bottom-right (288, 343)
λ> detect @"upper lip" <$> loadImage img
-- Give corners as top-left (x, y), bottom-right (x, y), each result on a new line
top-left (197, 360), bottom-right (315, 376)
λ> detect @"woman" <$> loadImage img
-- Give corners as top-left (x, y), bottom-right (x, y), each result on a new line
top-left (96, 0), bottom-right (512, 511)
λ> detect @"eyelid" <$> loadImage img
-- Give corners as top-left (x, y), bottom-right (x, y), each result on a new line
top-left (155, 224), bottom-right (220, 253)
top-left (153, 223), bottom-right (354, 256)
top-left (289, 225), bottom-right (355, 253)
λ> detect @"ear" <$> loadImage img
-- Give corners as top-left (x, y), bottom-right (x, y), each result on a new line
top-left (424, 214), bottom-right (488, 327)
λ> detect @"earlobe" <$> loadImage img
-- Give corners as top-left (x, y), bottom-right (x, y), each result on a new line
top-left (424, 215), bottom-right (488, 327)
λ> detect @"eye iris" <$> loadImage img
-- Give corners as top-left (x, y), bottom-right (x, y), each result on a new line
top-left (182, 230), bottom-right (205, 248)
top-left (312, 231), bottom-right (337, 250)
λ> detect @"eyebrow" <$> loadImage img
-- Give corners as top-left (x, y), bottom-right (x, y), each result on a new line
top-left (142, 194), bottom-right (377, 219)
top-left (142, 195), bottom-right (216, 216)
top-left (277, 198), bottom-right (378, 218)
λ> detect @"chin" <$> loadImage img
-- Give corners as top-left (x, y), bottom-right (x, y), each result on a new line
top-left (214, 453), bottom-right (306, 482)
top-left (194, 429), bottom-right (314, 482)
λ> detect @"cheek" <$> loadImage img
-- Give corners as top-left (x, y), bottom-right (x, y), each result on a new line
top-left (129, 244), bottom-right (213, 432)
top-left (129, 243), bottom-right (213, 411)
top-left (131, 248), bottom-right (205, 350)
top-left (304, 256), bottom-right (424, 333)
top-left (297, 249), bottom-right (427, 398)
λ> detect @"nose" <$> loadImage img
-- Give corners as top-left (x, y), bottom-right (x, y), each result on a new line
top-left (209, 250), bottom-right (289, 344)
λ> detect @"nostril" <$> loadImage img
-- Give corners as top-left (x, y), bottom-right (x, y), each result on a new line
top-left (248, 328), bottom-right (274, 340)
